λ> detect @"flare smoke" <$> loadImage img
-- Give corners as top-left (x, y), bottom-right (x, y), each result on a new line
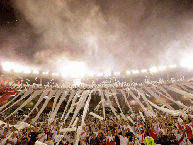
top-left (0, 0), bottom-right (192, 72)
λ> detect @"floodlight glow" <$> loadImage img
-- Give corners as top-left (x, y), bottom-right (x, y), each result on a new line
top-left (61, 62), bottom-right (87, 78)
top-left (105, 72), bottom-right (111, 76)
top-left (141, 69), bottom-right (147, 73)
top-left (14, 67), bottom-right (22, 73)
top-left (88, 71), bottom-right (95, 77)
top-left (2, 62), bottom-right (14, 71)
top-left (52, 73), bottom-right (59, 76)
top-left (149, 67), bottom-right (158, 73)
top-left (169, 64), bottom-right (177, 68)
top-left (132, 70), bottom-right (139, 74)
top-left (2, 62), bottom-right (32, 74)
top-left (61, 72), bottom-right (68, 77)
top-left (73, 80), bottom-right (82, 86)
top-left (97, 73), bottom-right (103, 76)
top-left (114, 72), bottom-right (120, 75)
top-left (159, 66), bottom-right (166, 71)
top-left (33, 70), bottom-right (39, 74)
top-left (126, 71), bottom-right (131, 74)
top-left (43, 72), bottom-right (49, 75)
top-left (181, 56), bottom-right (193, 68)
top-left (24, 69), bottom-right (31, 74)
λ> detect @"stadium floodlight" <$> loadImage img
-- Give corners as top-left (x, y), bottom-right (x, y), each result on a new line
top-left (132, 70), bottom-right (139, 74)
top-left (42, 72), bottom-right (49, 75)
top-left (169, 64), bottom-right (177, 68)
top-left (114, 72), bottom-right (120, 75)
top-left (126, 71), bottom-right (131, 74)
top-left (105, 72), bottom-right (111, 76)
top-left (141, 69), bottom-right (147, 73)
top-left (181, 56), bottom-right (193, 68)
top-left (159, 66), bottom-right (166, 71)
top-left (149, 67), bottom-right (158, 73)
top-left (33, 70), bottom-right (39, 74)
top-left (97, 73), bottom-right (103, 76)
top-left (2, 62), bottom-right (14, 71)
top-left (2, 62), bottom-right (31, 73)
top-left (52, 73), bottom-right (59, 76)
top-left (8, 63), bottom-right (23, 73)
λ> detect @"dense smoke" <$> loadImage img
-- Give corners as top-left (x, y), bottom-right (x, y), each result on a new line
top-left (0, 0), bottom-right (193, 72)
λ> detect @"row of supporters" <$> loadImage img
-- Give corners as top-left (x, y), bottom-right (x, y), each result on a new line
top-left (0, 111), bottom-right (193, 145)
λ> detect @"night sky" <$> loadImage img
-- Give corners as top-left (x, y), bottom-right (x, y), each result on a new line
top-left (0, 0), bottom-right (193, 72)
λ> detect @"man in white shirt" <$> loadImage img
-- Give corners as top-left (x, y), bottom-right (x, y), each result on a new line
top-left (80, 126), bottom-right (87, 140)
top-left (45, 135), bottom-right (54, 145)
top-left (6, 133), bottom-right (17, 145)
top-left (116, 131), bottom-right (129, 145)
top-left (120, 135), bottom-right (129, 145)
top-left (37, 129), bottom-right (47, 143)
top-left (54, 130), bottom-right (63, 143)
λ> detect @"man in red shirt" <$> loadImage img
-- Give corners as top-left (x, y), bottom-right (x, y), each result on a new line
top-left (149, 126), bottom-right (157, 140)
top-left (185, 118), bottom-right (193, 143)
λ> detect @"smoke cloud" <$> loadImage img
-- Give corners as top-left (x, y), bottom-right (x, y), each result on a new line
top-left (0, 0), bottom-right (193, 72)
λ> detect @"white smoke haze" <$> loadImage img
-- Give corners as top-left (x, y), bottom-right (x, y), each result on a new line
top-left (0, 0), bottom-right (193, 72)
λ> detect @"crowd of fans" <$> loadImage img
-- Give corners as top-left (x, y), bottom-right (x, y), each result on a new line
top-left (0, 111), bottom-right (193, 145)
top-left (0, 82), bottom-right (193, 145)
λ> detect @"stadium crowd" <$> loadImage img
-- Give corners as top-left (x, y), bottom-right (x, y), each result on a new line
top-left (0, 111), bottom-right (193, 145)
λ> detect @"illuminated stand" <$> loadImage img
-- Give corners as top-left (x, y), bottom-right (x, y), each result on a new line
top-left (1, 54), bottom-right (193, 86)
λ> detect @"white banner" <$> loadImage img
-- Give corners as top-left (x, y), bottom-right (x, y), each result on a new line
top-left (176, 83), bottom-right (193, 94)
top-left (5, 90), bottom-right (42, 120)
top-left (60, 90), bottom-right (77, 120)
top-left (22, 90), bottom-right (49, 122)
top-left (111, 89), bottom-right (126, 119)
top-left (1, 90), bottom-right (33, 113)
top-left (90, 112), bottom-right (104, 120)
top-left (100, 89), bottom-right (106, 119)
top-left (106, 91), bottom-right (120, 120)
top-left (144, 87), bottom-right (174, 110)
top-left (94, 99), bottom-right (105, 111)
top-left (147, 99), bottom-right (185, 116)
top-left (183, 82), bottom-right (193, 91)
top-left (69, 90), bottom-right (89, 126)
top-left (166, 85), bottom-right (193, 99)
top-left (157, 86), bottom-right (173, 99)
top-left (137, 88), bottom-right (153, 110)
top-left (128, 90), bottom-right (147, 112)
top-left (152, 86), bottom-right (186, 108)
top-left (50, 90), bottom-right (69, 120)
top-left (0, 90), bottom-right (25, 112)
top-left (75, 93), bottom-right (91, 145)
top-left (120, 89), bottom-right (135, 116)
top-left (72, 117), bottom-right (79, 127)
top-left (51, 90), bottom-right (62, 113)
top-left (32, 90), bottom-right (56, 123)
